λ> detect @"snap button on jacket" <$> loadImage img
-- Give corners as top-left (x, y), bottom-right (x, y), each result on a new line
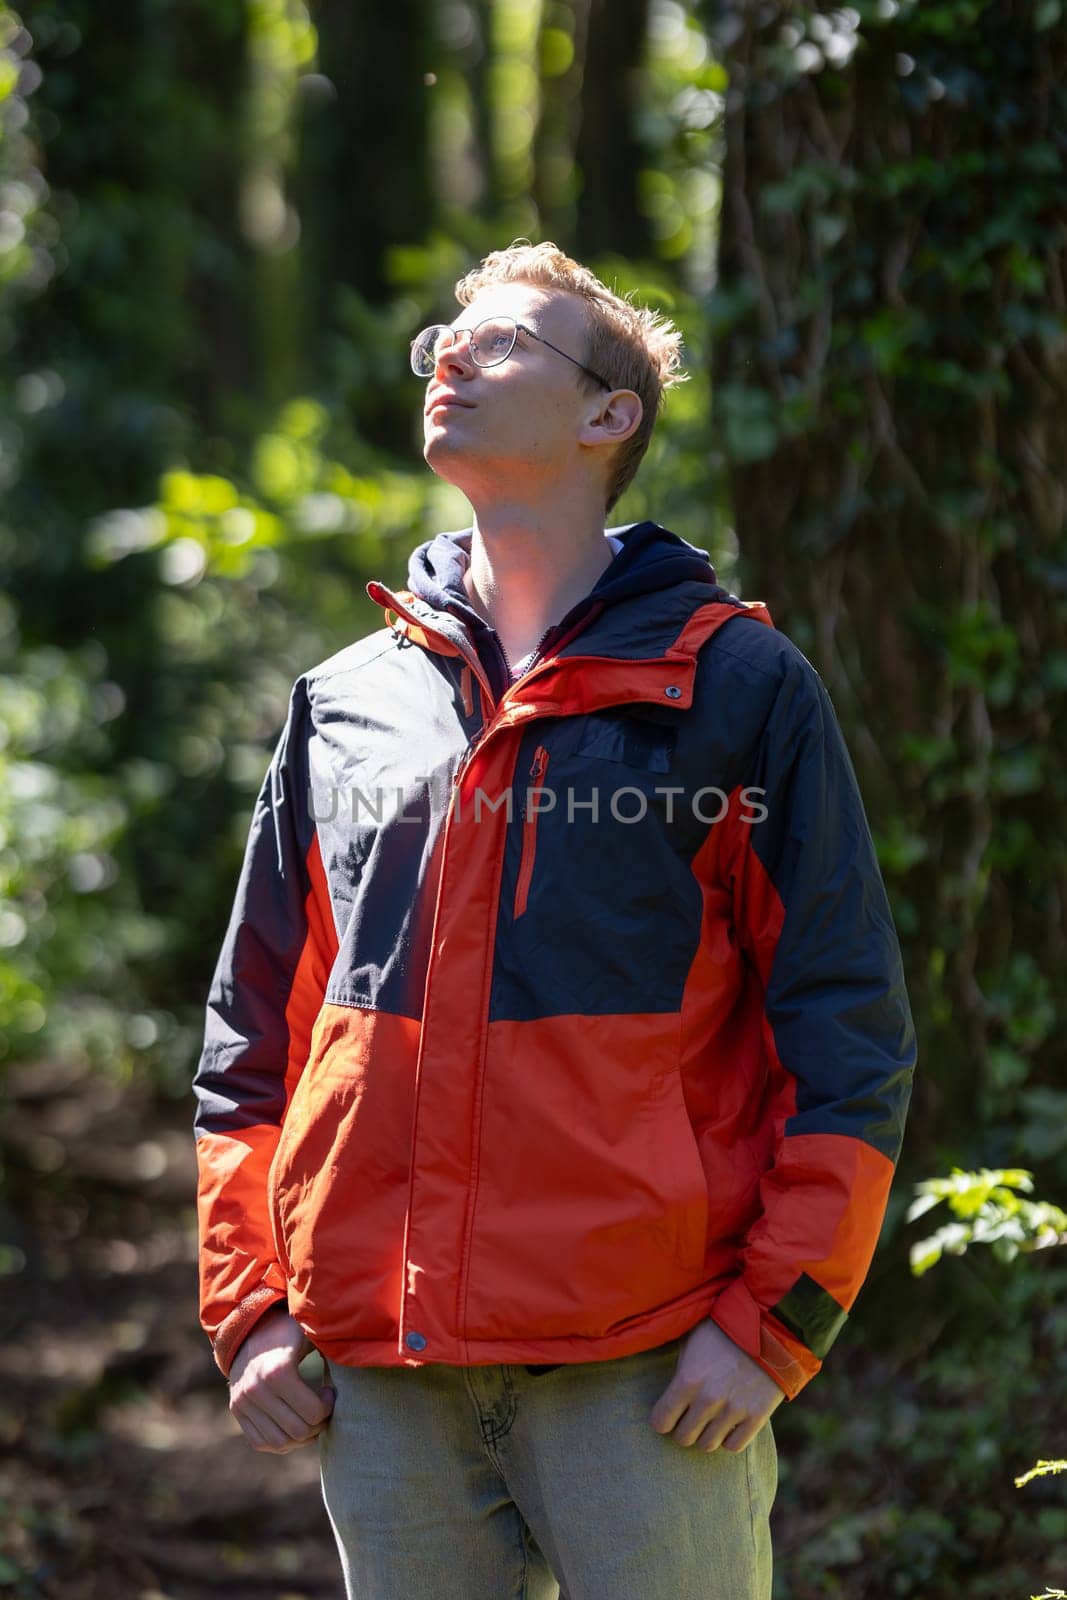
top-left (193, 521), bottom-right (916, 1396)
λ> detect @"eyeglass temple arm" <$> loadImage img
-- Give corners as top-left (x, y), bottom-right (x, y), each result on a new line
top-left (521, 325), bottom-right (611, 391)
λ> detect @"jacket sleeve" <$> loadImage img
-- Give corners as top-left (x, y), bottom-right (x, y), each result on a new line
top-left (708, 649), bottom-right (916, 1400)
top-left (192, 675), bottom-right (337, 1378)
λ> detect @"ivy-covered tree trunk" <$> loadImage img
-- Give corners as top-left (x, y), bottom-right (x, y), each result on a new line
top-left (700, 0), bottom-right (1067, 1175)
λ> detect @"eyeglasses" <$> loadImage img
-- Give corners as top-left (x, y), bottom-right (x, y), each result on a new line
top-left (410, 315), bottom-right (612, 390)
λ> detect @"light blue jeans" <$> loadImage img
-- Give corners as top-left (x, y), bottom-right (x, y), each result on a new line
top-left (318, 1333), bottom-right (777, 1599)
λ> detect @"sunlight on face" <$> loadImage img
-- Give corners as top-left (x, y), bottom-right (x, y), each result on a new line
top-left (422, 283), bottom-right (600, 493)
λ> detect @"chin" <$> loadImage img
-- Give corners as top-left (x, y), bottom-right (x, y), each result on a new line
top-left (424, 434), bottom-right (475, 481)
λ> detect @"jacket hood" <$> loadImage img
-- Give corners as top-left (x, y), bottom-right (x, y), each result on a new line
top-left (406, 520), bottom-right (720, 643)
top-left (398, 521), bottom-right (725, 702)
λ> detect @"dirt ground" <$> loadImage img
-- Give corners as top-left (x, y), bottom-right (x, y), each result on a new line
top-left (1, 1059), bottom-right (343, 1599)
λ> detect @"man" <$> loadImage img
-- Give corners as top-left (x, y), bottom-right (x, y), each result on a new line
top-left (193, 240), bottom-right (916, 1599)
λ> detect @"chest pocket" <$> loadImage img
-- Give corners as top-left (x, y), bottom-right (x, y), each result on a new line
top-left (572, 711), bottom-right (677, 772)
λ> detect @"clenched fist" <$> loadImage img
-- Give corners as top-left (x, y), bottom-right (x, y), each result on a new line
top-left (228, 1304), bottom-right (335, 1454)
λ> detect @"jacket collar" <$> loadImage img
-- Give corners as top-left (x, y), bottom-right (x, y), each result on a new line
top-left (406, 520), bottom-right (720, 635)
top-left (366, 522), bottom-right (769, 719)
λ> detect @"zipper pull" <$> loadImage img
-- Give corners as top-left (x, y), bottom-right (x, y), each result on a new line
top-left (456, 726), bottom-right (487, 783)
top-left (529, 745), bottom-right (548, 781)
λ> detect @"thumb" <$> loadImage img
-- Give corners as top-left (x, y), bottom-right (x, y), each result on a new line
top-left (320, 1384), bottom-right (337, 1408)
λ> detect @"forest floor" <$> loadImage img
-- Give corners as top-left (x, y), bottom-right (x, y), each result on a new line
top-left (1, 1060), bottom-right (341, 1600)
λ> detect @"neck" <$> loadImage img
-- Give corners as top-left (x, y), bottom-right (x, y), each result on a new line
top-left (461, 496), bottom-right (616, 669)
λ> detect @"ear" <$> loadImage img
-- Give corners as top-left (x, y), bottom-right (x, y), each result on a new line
top-left (578, 389), bottom-right (643, 451)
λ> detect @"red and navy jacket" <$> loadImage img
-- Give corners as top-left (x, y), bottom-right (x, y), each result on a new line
top-left (192, 519), bottom-right (916, 1396)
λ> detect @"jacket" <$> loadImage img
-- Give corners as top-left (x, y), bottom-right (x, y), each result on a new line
top-left (192, 519), bottom-right (916, 1397)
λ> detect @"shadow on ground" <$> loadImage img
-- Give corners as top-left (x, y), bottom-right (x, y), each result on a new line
top-left (1, 1061), bottom-right (342, 1599)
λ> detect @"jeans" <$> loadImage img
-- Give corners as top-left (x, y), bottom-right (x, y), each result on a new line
top-left (318, 1334), bottom-right (777, 1599)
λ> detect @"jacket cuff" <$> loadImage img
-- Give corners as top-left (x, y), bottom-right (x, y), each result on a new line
top-left (212, 1284), bottom-right (288, 1379)
top-left (708, 1276), bottom-right (819, 1401)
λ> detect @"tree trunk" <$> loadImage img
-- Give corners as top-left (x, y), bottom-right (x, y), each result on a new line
top-left (700, 0), bottom-right (1067, 1171)
top-left (296, 0), bottom-right (432, 302)
top-left (573, 0), bottom-right (654, 259)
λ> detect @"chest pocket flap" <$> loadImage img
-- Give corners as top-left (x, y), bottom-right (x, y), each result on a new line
top-left (573, 711), bottom-right (678, 772)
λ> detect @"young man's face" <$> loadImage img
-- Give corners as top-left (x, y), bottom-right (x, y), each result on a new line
top-left (421, 281), bottom-right (613, 500)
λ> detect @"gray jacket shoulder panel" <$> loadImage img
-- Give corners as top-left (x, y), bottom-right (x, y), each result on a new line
top-left (303, 627), bottom-right (398, 688)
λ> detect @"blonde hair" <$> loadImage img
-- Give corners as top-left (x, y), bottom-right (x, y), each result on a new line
top-left (454, 240), bottom-right (687, 512)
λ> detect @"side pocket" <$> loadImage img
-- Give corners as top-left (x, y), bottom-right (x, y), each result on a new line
top-left (654, 1063), bottom-right (710, 1274)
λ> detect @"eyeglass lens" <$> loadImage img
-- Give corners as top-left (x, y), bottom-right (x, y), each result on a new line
top-left (411, 317), bottom-right (517, 377)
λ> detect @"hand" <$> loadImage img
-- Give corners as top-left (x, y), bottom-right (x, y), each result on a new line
top-left (648, 1318), bottom-right (785, 1453)
top-left (228, 1304), bottom-right (335, 1454)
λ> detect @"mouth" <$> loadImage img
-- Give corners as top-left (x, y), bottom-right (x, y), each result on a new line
top-left (425, 395), bottom-right (474, 418)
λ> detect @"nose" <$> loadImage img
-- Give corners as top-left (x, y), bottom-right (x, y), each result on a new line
top-left (434, 327), bottom-right (475, 379)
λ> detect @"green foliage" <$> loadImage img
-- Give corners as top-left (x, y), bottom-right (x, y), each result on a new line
top-left (3, 1), bottom-right (1066, 1591)
top-left (1017, 1462), bottom-right (1067, 1490)
top-left (907, 1168), bottom-right (1067, 1275)
top-left (905, 1169), bottom-right (1067, 1600)
top-left (773, 1246), bottom-right (1067, 1597)
top-left (636, 1), bottom-right (725, 279)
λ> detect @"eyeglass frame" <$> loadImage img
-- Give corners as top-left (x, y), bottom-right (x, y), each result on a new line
top-left (410, 315), bottom-right (613, 392)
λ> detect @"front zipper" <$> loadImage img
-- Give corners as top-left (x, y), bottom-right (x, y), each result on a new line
top-left (513, 744), bottom-right (550, 920)
top-left (498, 622), bottom-right (559, 688)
